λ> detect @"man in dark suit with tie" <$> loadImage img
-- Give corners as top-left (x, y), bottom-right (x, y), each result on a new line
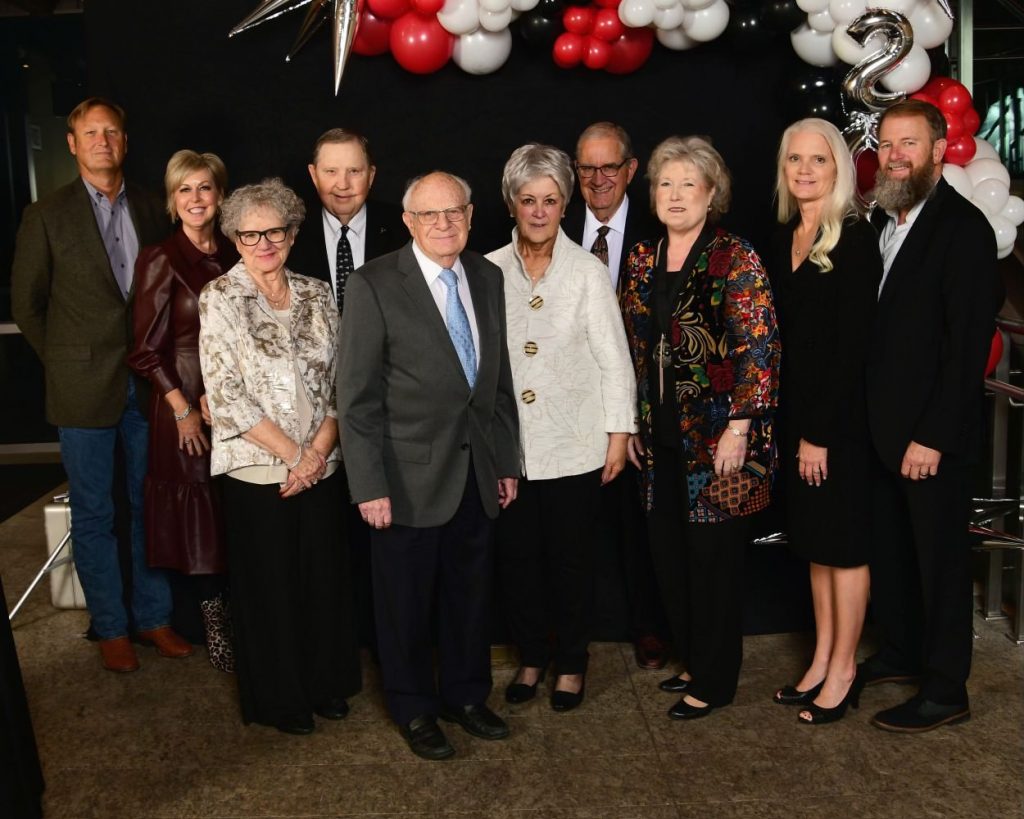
top-left (861, 99), bottom-right (1003, 733)
top-left (562, 121), bottom-right (669, 669)
top-left (338, 171), bottom-right (520, 760)
top-left (11, 97), bottom-right (190, 672)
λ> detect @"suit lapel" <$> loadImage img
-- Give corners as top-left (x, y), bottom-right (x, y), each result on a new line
top-left (877, 180), bottom-right (948, 307)
top-left (71, 180), bottom-right (125, 300)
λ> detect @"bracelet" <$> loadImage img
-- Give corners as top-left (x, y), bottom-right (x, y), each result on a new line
top-left (286, 445), bottom-right (303, 470)
top-left (726, 426), bottom-right (748, 437)
top-left (173, 404), bottom-right (192, 422)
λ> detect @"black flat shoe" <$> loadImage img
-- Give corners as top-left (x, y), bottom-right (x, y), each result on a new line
top-left (668, 698), bottom-right (714, 720)
top-left (439, 703), bottom-right (510, 740)
top-left (275, 714), bottom-right (315, 735)
top-left (798, 685), bottom-right (859, 726)
top-left (659, 674), bottom-right (691, 694)
top-left (773, 680), bottom-right (823, 705)
top-left (314, 698), bottom-right (350, 720)
top-left (551, 677), bottom-right (585, 712)
top-left (505, 667), bottom-right (545, 704)
top-left (400, 715), bottom-right (455, 760)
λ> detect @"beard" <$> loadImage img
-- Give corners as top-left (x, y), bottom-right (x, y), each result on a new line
top-left (874, 155), bottom-right (938, 212)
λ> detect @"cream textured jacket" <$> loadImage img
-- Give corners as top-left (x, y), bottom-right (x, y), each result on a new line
top-left (487, 228), bottom-right (637, 480)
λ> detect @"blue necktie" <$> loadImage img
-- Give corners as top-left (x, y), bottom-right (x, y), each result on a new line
top-left (439, 267), bottom-right (477, 389)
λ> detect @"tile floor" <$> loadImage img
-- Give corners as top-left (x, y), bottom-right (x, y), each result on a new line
top-left (2, 491), bottom-right (1022, 818)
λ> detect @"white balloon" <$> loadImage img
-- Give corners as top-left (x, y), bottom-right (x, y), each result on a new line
top-left (998, 244), bottom-right (1015, 260)
top-left (453, 26), bottom-right (511, 73)
top-left (972, 177), bottom-right (1011, 217)
top-left (808, 9), bottom-right (836, 32)
top-left (478, 5), bottom-right (512, 30)
top-left (619, 0), bottom-right (657, 27)
top-left (654, 3), bottom-right (686, 29)
top-left (831, 24), bottom-right (884, 65)
top-left (909, 0), bottom-right (954, 49)
top-left (1001, 195), bottom-right (1024, 227)
top-left (872, 0), bottom-right (918, 14)
top-left (879, 43), bottom-right (931, 94)
top-left (657, 23), bottom-right (699, 49)
top-left (509, 0), bottom-right (538, 9)
top-left (941, 164), bottom-right (974, 200)
top-left (478, 0), bottom-right (509, 11)
top-left (792, 23), bottom-right (839, 66)
top-left (966, 157), bottom-right (1012, 188)
top-left (655, 0), bottom-right (679, 9)
top-left (797, 0), bottom-right (829, 12)
top-left (680, 0), bottom-right (716, 9)
top-left (828, 0), bottom-right (866, 25)
top-left (988, 214), bottom-right (1017, 254)
top-left (682, 0), bottom-right (729, 41)
top-left (438, 0), bottom-right (481, 35)
top-left (972, 138), bottom-right (1000, 162)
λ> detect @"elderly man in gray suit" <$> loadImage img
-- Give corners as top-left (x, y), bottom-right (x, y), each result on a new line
top-left (338, 171), bottom-right (520, 760)
top-left (11, 97), bottom-right (190, 673)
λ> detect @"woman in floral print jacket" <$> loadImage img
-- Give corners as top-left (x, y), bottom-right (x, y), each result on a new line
top-left (621, 136), bottom-right (781, 721)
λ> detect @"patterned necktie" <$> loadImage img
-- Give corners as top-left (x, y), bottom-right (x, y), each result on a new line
top-left (590, 224), bottom-right (610, 267)
top-left (439, 267), bottom-right (477, 389)
top-left (335, 224), bottom-right (354, 309)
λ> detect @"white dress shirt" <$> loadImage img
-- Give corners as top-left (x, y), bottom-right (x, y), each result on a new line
top-left (877, 197), bottom-right (927, 297)
top-left (321, 204), bottom-right (368, 298)
top-left (411, 241), bottom-right (481, 361)
top-left (581, 195), bottom-right (630, 289)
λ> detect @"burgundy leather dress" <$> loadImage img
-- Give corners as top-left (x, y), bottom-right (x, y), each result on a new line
top-left (129, 227), bottom-right (238, 574)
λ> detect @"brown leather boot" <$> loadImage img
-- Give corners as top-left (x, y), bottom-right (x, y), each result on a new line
top-left (98, 636), bottom-right (140, 672)
top-left (137, 626), bottom-right (194, 658)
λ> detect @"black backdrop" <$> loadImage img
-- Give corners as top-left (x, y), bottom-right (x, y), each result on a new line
top-left (85, 0), bottom-right (800, 255)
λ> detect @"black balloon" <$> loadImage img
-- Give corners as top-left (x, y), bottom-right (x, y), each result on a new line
top-left (801, 88), bottom-right (844, 125)
top-left (535, 0), bottom-right (566, 21)
top-left (727, 8), bottom-right (772, 47)
top-left (788, 65), bottom-right (840, 99)
top-left (760, 0), bottom-right (806, 33)
top-left (520, 10), bottom-right (563, 47)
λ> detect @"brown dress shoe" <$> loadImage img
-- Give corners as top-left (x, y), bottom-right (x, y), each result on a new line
top-left (137, 626), bottom-right (194, 658)
top-left (634, 635), bottom-right (668, 670)
top-left (99, 637), bottom-right (140, 672)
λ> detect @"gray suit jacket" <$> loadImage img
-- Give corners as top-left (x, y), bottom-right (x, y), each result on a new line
top-left (337, 243), bottom-right (520, 527)
top-left (11, 177), bottom-right (168, 427)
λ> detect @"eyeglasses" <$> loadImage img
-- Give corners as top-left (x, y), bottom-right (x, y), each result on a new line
top-left (575, 159), bottom-right (632, 179)
top-left (236, 226), bottom-right (290, 246)
top-left (407, 206), bottom-right (469, 225)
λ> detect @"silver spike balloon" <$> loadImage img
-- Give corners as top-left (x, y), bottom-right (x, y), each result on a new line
top-left (936, 0), bottom-right (953, 21)
top-left (230, 0), bottom-right (313, 37)
top-left (333, 0), bottom-right (361, 95)
top-left (841, 10), bottom-right (913, 113)
top-left (287, 0), bottom-right (332, 60)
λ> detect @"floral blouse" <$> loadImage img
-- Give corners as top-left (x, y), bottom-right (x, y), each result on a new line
top-left (620, 229), bottom-right (781, 522)
top-left (198, 262), bottom-right (340, 477)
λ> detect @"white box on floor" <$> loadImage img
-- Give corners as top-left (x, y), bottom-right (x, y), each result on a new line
top-left (43, 496), bottom-right (87, 609)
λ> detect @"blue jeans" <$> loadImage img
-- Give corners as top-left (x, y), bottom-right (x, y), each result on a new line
top-left (58, 380), bottom-right (171, 639)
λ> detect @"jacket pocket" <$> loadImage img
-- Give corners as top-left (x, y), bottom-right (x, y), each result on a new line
top-left (45, 344), bottom-right (91, 362)
top-left (382, 437), bottom-right (431, 464)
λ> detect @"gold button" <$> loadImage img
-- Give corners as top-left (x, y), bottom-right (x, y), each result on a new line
top-left (521, 389), bottom-right (536, 404)
top-left (524, 341), bottom-right (538, 357)
top-left (529, 295), bottom-right (544, 310)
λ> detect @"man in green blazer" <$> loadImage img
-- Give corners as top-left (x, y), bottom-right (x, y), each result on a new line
top-left (11, 97), bottom-right (190, 673)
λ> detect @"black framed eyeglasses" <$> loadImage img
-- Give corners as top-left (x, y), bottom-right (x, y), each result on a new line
top-left (575, 159), bottom-right (632, 179)
top-left (407, 206), bottom-right (468, 225)
top-left (236, 226), bottom-right (290, 246)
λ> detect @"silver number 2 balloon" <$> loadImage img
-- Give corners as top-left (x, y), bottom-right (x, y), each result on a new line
top-left (841, 10), bottom-right (914, 113)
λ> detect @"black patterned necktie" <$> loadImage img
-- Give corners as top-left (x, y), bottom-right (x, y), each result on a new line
top-left (591, 224), bottom-right (610, 267)
top-left (335, 224), bottom-right (354, 309)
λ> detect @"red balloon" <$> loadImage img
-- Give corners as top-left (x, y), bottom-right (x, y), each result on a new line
top-left (591, 8), bottom-right (624, 41)
top-left (368, 0), bottom-right (410, 19)
top-left (962, 107), bottom-right (981, 136)
top-left (563, 5), bottom-right (595, 35)
top-left (855, 149), bottom-right (879, 197)
top-left (593, 0), bottom-right (620, 7)
top-left (389, 12), bottom-right (453, 74)
top-left (353, 8), bottom-right (392, 55)
top-left (986, 329), bottom-right (1004, 377)
top-left (938, 81), bottom-right (972, 116)
top-left (943, 135), bottom-right (977, 167)
top-left (411, 0), bottom-right (444, 13)
top-left (922, 75), bottom-right (955, 98)
top-left (583, 36), bottom-right (611, 69)
top-left (942, 110), bottom-right (964, 143)
top-left (604, 25), bottom-right (654, 74)
top-left (909, 91), bottom-right (937, 106)
top-left (552, 31), bottom-right (585, 68)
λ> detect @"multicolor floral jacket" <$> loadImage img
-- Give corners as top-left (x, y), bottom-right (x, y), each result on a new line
top-left (620, 230), bottom-right (781, 523)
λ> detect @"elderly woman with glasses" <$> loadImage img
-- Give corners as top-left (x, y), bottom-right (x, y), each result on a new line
top-left (199, 177), bottom-right (361, 735)
top-left (486, 144), bottom-right (636, 712)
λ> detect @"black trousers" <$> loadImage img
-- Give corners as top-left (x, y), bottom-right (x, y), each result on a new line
top-left (647, 447), bottom-right (749, 706)
top-left (496, 469), bottom-right (601, 675)
top-left (223, 471), bottom-right (362, 727)
top-left (371, 466), bottom-right (494, 726)
top-left (869, 453), bottom-right (974, 705)
top-left (337, 466), bottom-right (377, 652)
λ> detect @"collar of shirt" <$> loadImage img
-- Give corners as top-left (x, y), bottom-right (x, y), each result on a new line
top-left (583, 194), bottom-right (629, 240)
top-left (412, 240), bottom-right (465, 285)
top-left (323, 203), bottom-right (367, 243)
top-left (82, 177), bottom-right (126, 211)
top-left (881, 195), bottom-right (927, 233)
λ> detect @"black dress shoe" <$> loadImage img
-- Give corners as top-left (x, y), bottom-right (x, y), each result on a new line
top-left (668, 698), bottom-right (714, 720)
top-left (439, 703), bottom-right (510, 740)
top-left (275, 714), bottom-right (315, 735)
top-left (871, 695), bottom-right (970, 733)
top-left (505, 668), bottom-right (545, 704)
top-left (314, 698), bottom-right (350, 720)
top-left (658, 674), bottom-right (691, 694)
top-left (634, 635), bottom-right (669, 670)
top-left (856, 657), bottom-right (921, 688)
top-left (550, 678), bottom-right (585, 712)
top-left (400, 715), bottom-right (455, 760)
top-left (773, 680), bottom-right (823, 705)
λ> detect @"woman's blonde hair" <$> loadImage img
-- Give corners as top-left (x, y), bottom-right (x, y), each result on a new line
top-left (774, 118), bottom-right (857, 273)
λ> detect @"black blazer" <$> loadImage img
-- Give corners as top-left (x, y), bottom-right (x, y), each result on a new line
top-left (288, 199), bottom-right (406, 284)
top-left (866, 177), bottom-right (1004, 469)
top-left (563, 196), bottom-right (660, 287)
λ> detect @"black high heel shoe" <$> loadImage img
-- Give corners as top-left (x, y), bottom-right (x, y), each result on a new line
top-left (505, 667), bottom-right (545, 704)
top-left (798, 684), bottom-right (860, 725)
top-left (773, 680), bottom-right (824, 706)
